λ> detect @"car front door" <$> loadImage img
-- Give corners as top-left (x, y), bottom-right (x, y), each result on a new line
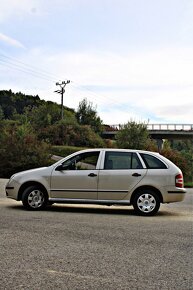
top-left (50, 151), bottom-right (101, 199)
top-left (98, 151), bottom-right (147, 200)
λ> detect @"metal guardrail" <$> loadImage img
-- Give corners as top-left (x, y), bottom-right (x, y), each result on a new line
top-left (105, 124), bottom-right (193, 132)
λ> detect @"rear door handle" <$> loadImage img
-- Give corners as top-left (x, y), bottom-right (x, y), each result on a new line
top-left (132, 173), bottom-right (141, 177)
top-left (88, 173), bottom-right (97, 177)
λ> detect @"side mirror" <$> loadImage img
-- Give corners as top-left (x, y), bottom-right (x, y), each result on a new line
top-left (55, 161), bottom-right (76, 171)
top-left (55, 164), bottom-right (65, 171)
top-left (55, 163), bottom-right (76, 171)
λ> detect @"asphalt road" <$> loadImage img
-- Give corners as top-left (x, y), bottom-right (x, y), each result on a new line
top-left (0, 179), bottom-right (192, 290)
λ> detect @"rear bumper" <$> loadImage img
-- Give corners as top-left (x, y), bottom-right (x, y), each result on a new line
top-left (167, 189), bottom-right (186, 194)
top-left (163, 187), bottom-right (186, 203)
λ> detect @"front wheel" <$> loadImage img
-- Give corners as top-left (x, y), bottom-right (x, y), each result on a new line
top-left (22, 186), bottom-right (48, 210)
top-left (133, 189), bottom-right (160, 216)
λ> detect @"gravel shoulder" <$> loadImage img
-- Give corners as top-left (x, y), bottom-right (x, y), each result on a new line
top-left (0, 178), bottom-right (192, 290)
top-left (0, 179), bottom-right (8, 198)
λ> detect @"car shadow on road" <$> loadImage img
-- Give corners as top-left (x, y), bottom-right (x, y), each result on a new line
top-left (6, 203), bottom-right (182, 217)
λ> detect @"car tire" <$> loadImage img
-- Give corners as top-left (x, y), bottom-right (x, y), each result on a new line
top-left (22, 185), bottom-right (48, 210)
top-left (133, 189), bottom-right (160, 216)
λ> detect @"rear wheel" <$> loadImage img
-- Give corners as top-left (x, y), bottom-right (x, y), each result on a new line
top-left (22, 185), bottom-right (48, 210)
top-left (133, 189), bottom-right (160, 216)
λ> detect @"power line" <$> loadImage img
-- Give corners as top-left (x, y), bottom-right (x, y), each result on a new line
top-left (0, 52), bottom-right (124, 108)
top-left (0, 52), bottom-right (122, 107)
top-left (71, 81), bottom-right (126, 108)
top-left (0, 58), bottom-right (54, 82)
top-left (0, 51), bottom-right (133, 116)
top-left (0, 52), bottom-right (60, 81)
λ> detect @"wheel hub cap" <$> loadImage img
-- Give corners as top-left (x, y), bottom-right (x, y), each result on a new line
top-left (28, 190), bottom-right (44, 208)
top-left (137, 193), bottom-right (156, 213)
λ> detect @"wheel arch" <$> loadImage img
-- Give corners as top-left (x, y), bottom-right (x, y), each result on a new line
top-left (130, 185), bottom-right (163, 205)
top-left (18, 181), bottom-right (48, 201)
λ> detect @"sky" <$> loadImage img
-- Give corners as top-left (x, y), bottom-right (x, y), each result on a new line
top-left (0, 0), bottom-right (193, 125)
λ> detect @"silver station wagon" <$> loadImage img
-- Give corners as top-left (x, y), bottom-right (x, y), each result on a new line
top-left (6, 149), bottom-right (186, 216)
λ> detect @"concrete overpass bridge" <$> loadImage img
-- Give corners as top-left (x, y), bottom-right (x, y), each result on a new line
top-left (103, 124), bottom-right (193, 150)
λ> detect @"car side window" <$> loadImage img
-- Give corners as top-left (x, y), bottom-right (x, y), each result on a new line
top-left (104, 152), bottom-right (143, 170)
top-left (61, 152), bottom-right (100, 170)
top-left (140, 153), bottom-right (167, 169)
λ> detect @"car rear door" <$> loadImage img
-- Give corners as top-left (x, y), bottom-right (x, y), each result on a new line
top-left (98, 151), bottom-right (147, 200)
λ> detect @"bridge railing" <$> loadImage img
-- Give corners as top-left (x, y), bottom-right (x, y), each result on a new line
top-left (147, 124), bottom-right (193, 131)
top-left (104, 124), bottom-right (193, 132)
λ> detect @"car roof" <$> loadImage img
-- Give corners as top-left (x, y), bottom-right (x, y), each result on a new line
top-left (77, 148), bottom-right (160, 155)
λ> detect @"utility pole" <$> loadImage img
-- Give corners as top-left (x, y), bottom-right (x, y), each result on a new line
top-left (55, 80), bottom-right (70, 120)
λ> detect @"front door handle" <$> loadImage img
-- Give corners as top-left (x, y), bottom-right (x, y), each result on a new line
top-left (132, 173), bottom-right (141, 177)
top-left (88, 173), bottom-right (97, 177)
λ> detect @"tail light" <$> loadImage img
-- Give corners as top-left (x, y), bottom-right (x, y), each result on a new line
top-left (175, 174), bottom-right (184, 188)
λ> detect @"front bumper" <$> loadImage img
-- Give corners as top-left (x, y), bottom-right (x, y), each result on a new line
top-left (6, 179), bottom-right (20, 200)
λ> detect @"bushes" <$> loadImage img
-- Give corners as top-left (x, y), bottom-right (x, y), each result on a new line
top-left (161, 148), bottom-right (191, 183)
top-left (0, 121), bottom-right (51, 178)
top-left (116, 121), bottom-right (152, 149)
top-left (69, 125), bottom-right (105, 147)
top-left (39, 122), bottom-right (105, 148)
top-left (0, 119), bottom-right (104, 177)
top-left (50, 145), bottom-right (86, 158)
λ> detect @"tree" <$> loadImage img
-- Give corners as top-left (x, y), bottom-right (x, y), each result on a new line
top-left (0, 90), bottom-right (41, 118)
top-left (76, 99), bottom-right (103, 133)
top-left (0, 105), bottom-right (4, 120)
top-left (116, 120), bottom-right (153, 149)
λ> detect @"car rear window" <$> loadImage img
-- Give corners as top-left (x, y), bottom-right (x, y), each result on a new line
top-left (140, 153), bottom-right (167, 169)
top-left (104, 152), bottom-right (143, 170)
